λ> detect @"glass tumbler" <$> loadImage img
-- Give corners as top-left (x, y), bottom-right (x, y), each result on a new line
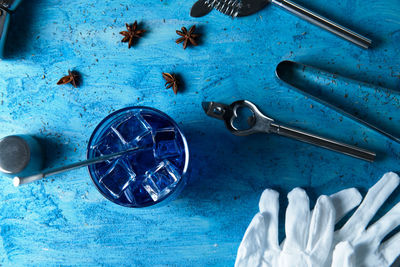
top-left (87, 107), bottom-right (189, 208)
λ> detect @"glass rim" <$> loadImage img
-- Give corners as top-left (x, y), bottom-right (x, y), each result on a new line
top-left (86, 106), bottom-right (189, 208)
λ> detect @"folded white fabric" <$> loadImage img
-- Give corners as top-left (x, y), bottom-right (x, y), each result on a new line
top-left (235, 172), bottom-right (400, 267)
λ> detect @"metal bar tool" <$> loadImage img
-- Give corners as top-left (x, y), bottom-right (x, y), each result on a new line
top-left (13, 146), bottom-right (140, 187)
top-left (191, 0), bottom-right (372, 48)
top-left (202, 100), bottom-right (376, 161)
top-left (276, 60), bottom-right (400, 144)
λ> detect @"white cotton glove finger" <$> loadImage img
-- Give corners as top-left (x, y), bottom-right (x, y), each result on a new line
top-left (279, 188), bottom-right (361, 237)
top-left (338, 172), bottom-right (400, 241)
top-left (283, 188), bottom-right (310, 251)
top-left (279, 187), bottom-right (362, 251)
top-left (365, 202), bottom-right (400, 244)
top-left (380, 231), bottom-right (400, 266)
top-left (330, 188), bottom-right (362, 224)
top-left (235, 213), bottom-right (270, 267)
top-left (259, 189), bottom-right (280, 250)
top-left (235, 189), bottom-right (280, 267)
top-left (331, 241), bottom-right (355, 267)
top-left (306, 195), bottom-right (335, 264)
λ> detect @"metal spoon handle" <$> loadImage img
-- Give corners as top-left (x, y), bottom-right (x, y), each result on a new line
top-left (271, 123), bottom-right (376, 162)
top-left (13, 147), bottom-right (140, 186)
top-left (271, 0), bottom-right (372, 49)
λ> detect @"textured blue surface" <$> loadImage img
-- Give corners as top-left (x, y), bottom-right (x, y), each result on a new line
top-left (0, 0), bottom-right (400, 266)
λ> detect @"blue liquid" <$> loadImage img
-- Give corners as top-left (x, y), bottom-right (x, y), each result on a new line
top-left (87, 108), bottom-right (188, 207)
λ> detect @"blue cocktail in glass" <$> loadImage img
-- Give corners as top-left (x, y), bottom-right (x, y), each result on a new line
top-left (87, 107), bottom-right (189, 207)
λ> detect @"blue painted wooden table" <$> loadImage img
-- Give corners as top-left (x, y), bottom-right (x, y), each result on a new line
top-left (1, 0), bottom-right (400, 266)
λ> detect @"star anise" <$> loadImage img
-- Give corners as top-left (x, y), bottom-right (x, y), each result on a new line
top-left (162, 73), bottom-right (178, 94)
top-left (57, 70), bottom-right (79, 88)
top-left (176, 25), bottom-right (199, 49)
top-left (120, 21), bottom-right (146, 48)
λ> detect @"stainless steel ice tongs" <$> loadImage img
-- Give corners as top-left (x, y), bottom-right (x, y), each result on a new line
top-left (275, 60), bottom-right (400, 144)
top-left (202, 100), bottom-right (376, 161)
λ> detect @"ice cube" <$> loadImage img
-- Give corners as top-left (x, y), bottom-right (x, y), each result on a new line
top-left (168, 155), bottom-right (185, 171)
top-left (153, 128), bottom-right (182, 160)
top-left (115, 113), bottom-right (152, 148)
top-left (93, 160), bottom-right (115, 179)
top-left (91, 128), bottom-right (125, 156)
top-left (141, 112), bottom-right (173, 129)
top-left (99, 159), bottom-right (136, 198)
top-left (123, 185), bottom-right (137, 204)
top-left (135, 131), bottom-right (153, 149)
top-left (142, 160), bottom-right (181, 202)
top-left (124, 184), bottom-right (153, 205)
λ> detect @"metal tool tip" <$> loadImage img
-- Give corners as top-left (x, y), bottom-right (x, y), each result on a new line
top-left (13, 177), bottom-right (20, 187)
top-left (202, 102), bottom-right (211, 113)
top-left (190, 0), bottom-right (213, 17)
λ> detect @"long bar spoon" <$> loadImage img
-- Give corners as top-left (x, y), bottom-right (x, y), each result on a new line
top-left (13, 146), bottom-right (140, 187)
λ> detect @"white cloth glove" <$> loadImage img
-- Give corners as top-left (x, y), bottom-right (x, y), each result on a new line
top-left (235, 172), bottom-right (400, 267)
top-left (327, 172), bottom-right (400, 267)
top-left (235, 188), bottom-right (337, 267)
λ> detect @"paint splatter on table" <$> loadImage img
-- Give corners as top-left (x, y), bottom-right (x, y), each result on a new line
top-left (0, 0), bottom-right (399, 265)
